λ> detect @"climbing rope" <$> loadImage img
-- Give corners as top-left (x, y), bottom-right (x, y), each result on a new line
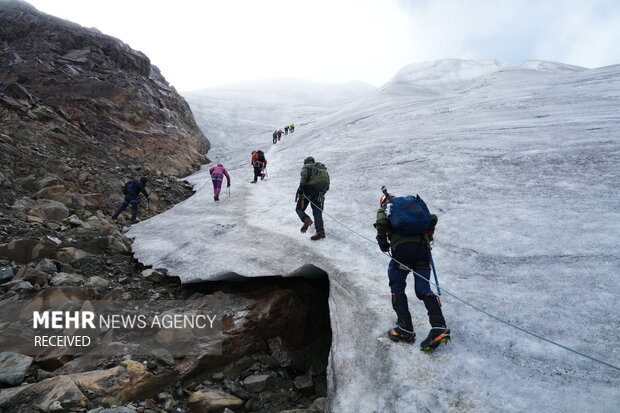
top-left (302, 195), bottom-right (620, 372)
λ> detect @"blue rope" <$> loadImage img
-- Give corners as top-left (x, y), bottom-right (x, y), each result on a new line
top-left (302, 195), bottom-right (620, 372)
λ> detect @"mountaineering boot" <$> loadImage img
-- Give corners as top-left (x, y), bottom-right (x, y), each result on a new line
top-left (420, 294), bottom-right (449, 351)
top-left (300, 219), bottom-right (313, 233)
top-left (420, 327), bottom-right (451, 351)
top-left (388, 292), bottom-right (414, 343)
top-left (310, 231), bottom-right (325, 241)
top-left (250, 180), bottom-right (257, 184)
top-left (422, 294), bottom-right (446, 329)
top-left (214, 195), bottom-right (219, 201)
top-left (388, 326), bottom-right (416, 343)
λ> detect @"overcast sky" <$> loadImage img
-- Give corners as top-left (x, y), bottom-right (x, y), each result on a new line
top-left (27, 0), bottom-right (620, 91)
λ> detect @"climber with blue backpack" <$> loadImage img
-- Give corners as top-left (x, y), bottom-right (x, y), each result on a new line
top-left (111, 177), bottom-right (150, 224)
top-left (296, 156), bottom-right (329, 241)
top-left (375, 186), bottom-right (450, 351)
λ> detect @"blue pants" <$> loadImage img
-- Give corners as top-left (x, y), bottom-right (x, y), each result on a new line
top-left (112, 198), bottom-right (139, 221)
top-left (388, 242), bottom-right (433, 299)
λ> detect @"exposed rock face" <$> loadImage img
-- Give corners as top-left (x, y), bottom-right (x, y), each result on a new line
top-left (0, 0), bottom-right (209, 209)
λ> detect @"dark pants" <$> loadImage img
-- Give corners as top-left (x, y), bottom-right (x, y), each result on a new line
top-left (273, 135), bottom-right (277, 144)
top-left (296, 189), bottom-right (324, 232)
top-left (112, 197), bottom-right (139, 221)
top-left (388, 242), bottom-right (445, 328)
top-left (388, 242), bottom-right (433, 297)
top-left (252, 166), bottom-right (263, 182)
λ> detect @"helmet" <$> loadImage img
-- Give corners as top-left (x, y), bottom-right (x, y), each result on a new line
top-left (380, 193), bottom-right (394, 207)
top-left (304, 156), bottom-right (315, 164)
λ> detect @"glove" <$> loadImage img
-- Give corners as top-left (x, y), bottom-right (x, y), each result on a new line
top-left (426, 231), bottom-right (434, 242)
top-left (227, 182), bottom-right (231, 188)
top-left (376, 234), bottom-right (390, 252)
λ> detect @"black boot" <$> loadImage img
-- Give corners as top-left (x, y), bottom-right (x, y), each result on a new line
top-left (420, 295), bottom-right (450, 351)
top-left (310, 231), bottom-right (325, 240)
top-left (388, 293), bottom-right (415, 343)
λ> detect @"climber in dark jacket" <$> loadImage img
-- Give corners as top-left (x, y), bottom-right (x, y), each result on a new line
top-left (111, 177), bottom-right (149, 224)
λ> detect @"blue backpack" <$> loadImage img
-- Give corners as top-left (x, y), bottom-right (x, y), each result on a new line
top-left (386, 195), bottom-right (431, 236)
top-left (123, 180), bottom-right (140, 196)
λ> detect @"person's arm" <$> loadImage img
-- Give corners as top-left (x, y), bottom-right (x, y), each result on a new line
top-left (426, 214), bottom-right (438, 241)
top-left (375, 207), bottom-right (391, 252)
top-left (223, 168), bottom-right (231, 186)
top-left (140, 184), bottom-right (150, 200)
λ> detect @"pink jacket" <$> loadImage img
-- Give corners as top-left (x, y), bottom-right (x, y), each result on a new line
top-left (209, 164), bottom-right (230, 183)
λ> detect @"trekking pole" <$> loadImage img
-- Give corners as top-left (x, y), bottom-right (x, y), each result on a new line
top-left (429, 247), bottom-right (441, 296)
top-left (228, 186), bottom-right (231, 198)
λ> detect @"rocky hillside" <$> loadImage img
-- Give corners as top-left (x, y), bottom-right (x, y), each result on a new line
top-left (0, 0), bottom-right (209, 212)
top-left (0, 2), bottom-right (331, 412)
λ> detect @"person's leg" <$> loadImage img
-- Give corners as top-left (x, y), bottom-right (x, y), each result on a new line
top-left (296, 197), bottom-right (312, 225)
top-left (112, 200), bottom-right (129, 219)
top-left (310, 193), bottom-right (324, 233)
top-left (213, 180), bottom-right (222, 197)
top-left (130, 200), bottom-right (139, 222)
top-left (409, 243), bottom-right (450, 349)
top-left (387, 259), bottom-right (414, 341)
top-left (252, 167), bottom-right (260, 182)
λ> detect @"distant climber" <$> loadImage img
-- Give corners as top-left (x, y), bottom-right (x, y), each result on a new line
top-left (290, 123), bottom-right (295, 133)
top-left (272, 130), bottom-right (278, 144)
top-left (277, 129), bottom-right (283, 140)
top-left (111, 177), bottom-right (150, 224)
top-left (251, 150), bottom-right (267, 183)
top-left (374, 189), bottom-right (450, 350)
top-left (295, 156), bottom-right (329, 240)
top-left (284, 125), bottom-right (289, 135)
top-left (209, 163), bottom-right (230, 201)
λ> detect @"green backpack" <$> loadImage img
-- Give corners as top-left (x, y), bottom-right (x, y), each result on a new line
top-left (308, 162), bottom-right (330, 192)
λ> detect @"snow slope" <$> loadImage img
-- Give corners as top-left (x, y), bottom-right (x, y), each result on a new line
top-left (130, 59), bottom-right (620, 412)
top-left (183, 78), bottom-right (374, 167)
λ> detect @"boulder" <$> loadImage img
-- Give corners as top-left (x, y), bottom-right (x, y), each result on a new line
top-left (294, 374), bottom-right (315, 395)
top-left (84, 276), bottom-right (110, 289)
top-left (15, 266), bottom-right (49, 285)
top-left (0, 267), bottom-right (14, 284)
top-left (151, 348), bottom-right (174, 366)
top-left (66, 214), bottom-right (89, 228)
top-left (0, 280), bottom-right (33, 292)
top-left (243, 374), bottom-right (271, 393)
top-left (82, 193), bottom-right (104, 207)
top-left (141, 268), bottom-right (167, 282)
top-left (0, 352), bottom-right (33, 386)
top-left (186, 389), bottom-right (244, 413)
top-left (31, 185), bottom-right (72, 204)
top-left (50, 272), bottom-right (84, 286)
top-left (0, 238), bottom-right (58, 264)
top-left (310, 397), bottom-right (327, 412)
top-left (35, 258), bottom-right (59, 273)
top-left (12, 198), bottom-right (70, 223)
top-left (86, 216), bottom-right (118, 234)
top-left (0, 374), bottom-right (88, 410)
top-left (55, 247), bottom-right (90, 262)
top-left (0, 360), bottom-right (161, 410)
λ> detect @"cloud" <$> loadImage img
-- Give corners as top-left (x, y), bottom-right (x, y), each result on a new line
top-left (26, 0), bottom-right (620, 89)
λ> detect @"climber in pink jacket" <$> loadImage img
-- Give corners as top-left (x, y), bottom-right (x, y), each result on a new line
top-left (209, 163), bottom-right (231, 201)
